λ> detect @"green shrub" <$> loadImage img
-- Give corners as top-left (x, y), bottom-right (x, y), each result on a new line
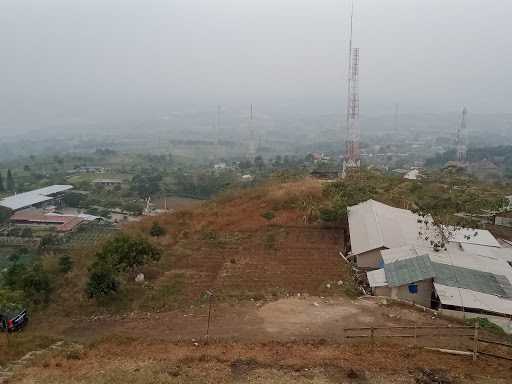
top-left (464, 317), bottom-right (508, 336)
top-left (261, 211), bottom-right (275, 221)
top-left (150, 222), bottom-right (166, 237)
top-left (318, 207), bottom-right (339, 222)
top-left (58, 255), bottom-right (74, 273)
top-left (86, 233), bottom-right (161, 299)
top-left (86, 265), bottom-right (119, 298)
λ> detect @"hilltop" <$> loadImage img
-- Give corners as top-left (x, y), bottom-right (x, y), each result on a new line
top-left (44, 177), bottom-right (353, 317)
top-left (2, 173), bottom-right (512, 383)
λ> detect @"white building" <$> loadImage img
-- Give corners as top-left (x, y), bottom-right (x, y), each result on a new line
top-left (0, 185), bottom-right (73, 212)
top-left (348, 199), bottom-right (512, 332)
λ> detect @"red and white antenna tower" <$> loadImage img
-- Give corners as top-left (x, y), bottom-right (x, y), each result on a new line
top-left (343, 0), bottom-right (360, 176)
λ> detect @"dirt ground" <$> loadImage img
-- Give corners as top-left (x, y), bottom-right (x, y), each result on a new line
top-left (6, 180), bottom-right (512, 382)
top-left (35, 296), bottom-right (465, 348)
top-left (8, 338), bottom-right (512, 384)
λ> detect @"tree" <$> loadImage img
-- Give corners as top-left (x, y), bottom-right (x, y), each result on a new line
top-left (6, 169), bottom-right (15, 192)
top-left (58, 255), bottom-right (74, 273)
top-left (150, 222), bottom-right (166, 237)
top-left (95, 234), bottom-right (161, 274)
top-left (0, 172), bottom-right (4, 192)
top-left (86, 264), bottom-right (119, 298)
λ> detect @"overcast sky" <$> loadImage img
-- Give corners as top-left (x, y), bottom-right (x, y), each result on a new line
top-left (1, 0), bottom-right (511, 129)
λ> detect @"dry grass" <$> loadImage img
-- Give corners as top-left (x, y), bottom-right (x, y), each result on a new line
top-left (0, 332), bottom-right (57, 367)
top-left (10, 339), bottom-right (512, 383)
top-left (42, 178), bottom-right (346, 315)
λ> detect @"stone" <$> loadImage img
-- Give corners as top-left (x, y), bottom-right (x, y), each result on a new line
top-left (135, 273), bottom-right (145, 283)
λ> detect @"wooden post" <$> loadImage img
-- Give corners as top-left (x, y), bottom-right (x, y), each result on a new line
top-left (370, 327), bottom-right (375, 345)
top-left (204, 290), bottom-right (215, 344)
top-left (473, 321), bottom-right (479, 361)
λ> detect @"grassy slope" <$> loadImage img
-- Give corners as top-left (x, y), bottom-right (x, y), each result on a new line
top-left (41, 177), bottom-right (352, 317)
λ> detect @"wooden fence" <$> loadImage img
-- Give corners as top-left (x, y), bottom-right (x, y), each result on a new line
top-left (342, 323), bottom-right (508, 361)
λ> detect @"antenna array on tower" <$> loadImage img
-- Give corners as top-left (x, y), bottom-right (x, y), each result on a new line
top-left (342, 0), bottom-right (361, 176)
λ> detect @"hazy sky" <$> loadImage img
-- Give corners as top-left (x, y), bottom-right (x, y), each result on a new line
top-left (1, 0), bottom-right (511, 129)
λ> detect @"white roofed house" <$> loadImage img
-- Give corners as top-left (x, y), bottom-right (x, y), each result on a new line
top-left (351, 200), bottom-right (512, 332)
top-left (347, 200), bottom-right (424, 269)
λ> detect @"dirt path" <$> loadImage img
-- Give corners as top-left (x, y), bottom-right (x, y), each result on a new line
top-left (39, 296), bottom-right (458, 345)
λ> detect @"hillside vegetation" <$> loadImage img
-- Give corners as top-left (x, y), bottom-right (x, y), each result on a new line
top-left (5, 169), bottom-right (507, 318)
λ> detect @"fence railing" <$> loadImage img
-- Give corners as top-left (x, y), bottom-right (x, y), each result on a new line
top-left (344, 324), bottom-right (482, 360)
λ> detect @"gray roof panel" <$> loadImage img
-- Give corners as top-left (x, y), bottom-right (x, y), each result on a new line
top-left (384, 254), bottom-right (435, 287)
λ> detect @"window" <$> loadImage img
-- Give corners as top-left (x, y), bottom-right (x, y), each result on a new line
top-left (408, 283), bottom-right (418, 294)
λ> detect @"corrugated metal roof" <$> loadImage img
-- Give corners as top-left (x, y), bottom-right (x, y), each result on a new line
top-left (384, 254), bottom-right (435, 287)
top-left (0, 185), bottom-right (73, 210)
top-left (434, 283), bottom-right (512, 316)
top-left (432, 262), bottom-right (512, 298)
top-left (31, 185), bottom-right (73, 196)
top-left (381, 244), bottom-right (512, 283)
top-left (445, 226), bottom-right (501, 248)
top-left (348, 200), bottom-right (423, 255)
top-left (348, 200), bottom-right (501, 256)
top-left (0, 194), bottom-right (53, 210)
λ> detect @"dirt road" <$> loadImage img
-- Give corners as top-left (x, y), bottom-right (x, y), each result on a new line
top-left (47, 296), bottom-right (457, 344)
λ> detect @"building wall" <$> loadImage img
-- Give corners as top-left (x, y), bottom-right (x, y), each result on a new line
top-left (374, 286), bottom-right (391, 297)
top-left (372, 279), bottom-right (433, 308)
top-left (356, 248), bottom-right (384, 269)
top-left (390, 279), bottom-right (433, 308)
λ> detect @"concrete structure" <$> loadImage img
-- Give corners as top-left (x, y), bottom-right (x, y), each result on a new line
top-left (0, 185), bottom-right (73, 212)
